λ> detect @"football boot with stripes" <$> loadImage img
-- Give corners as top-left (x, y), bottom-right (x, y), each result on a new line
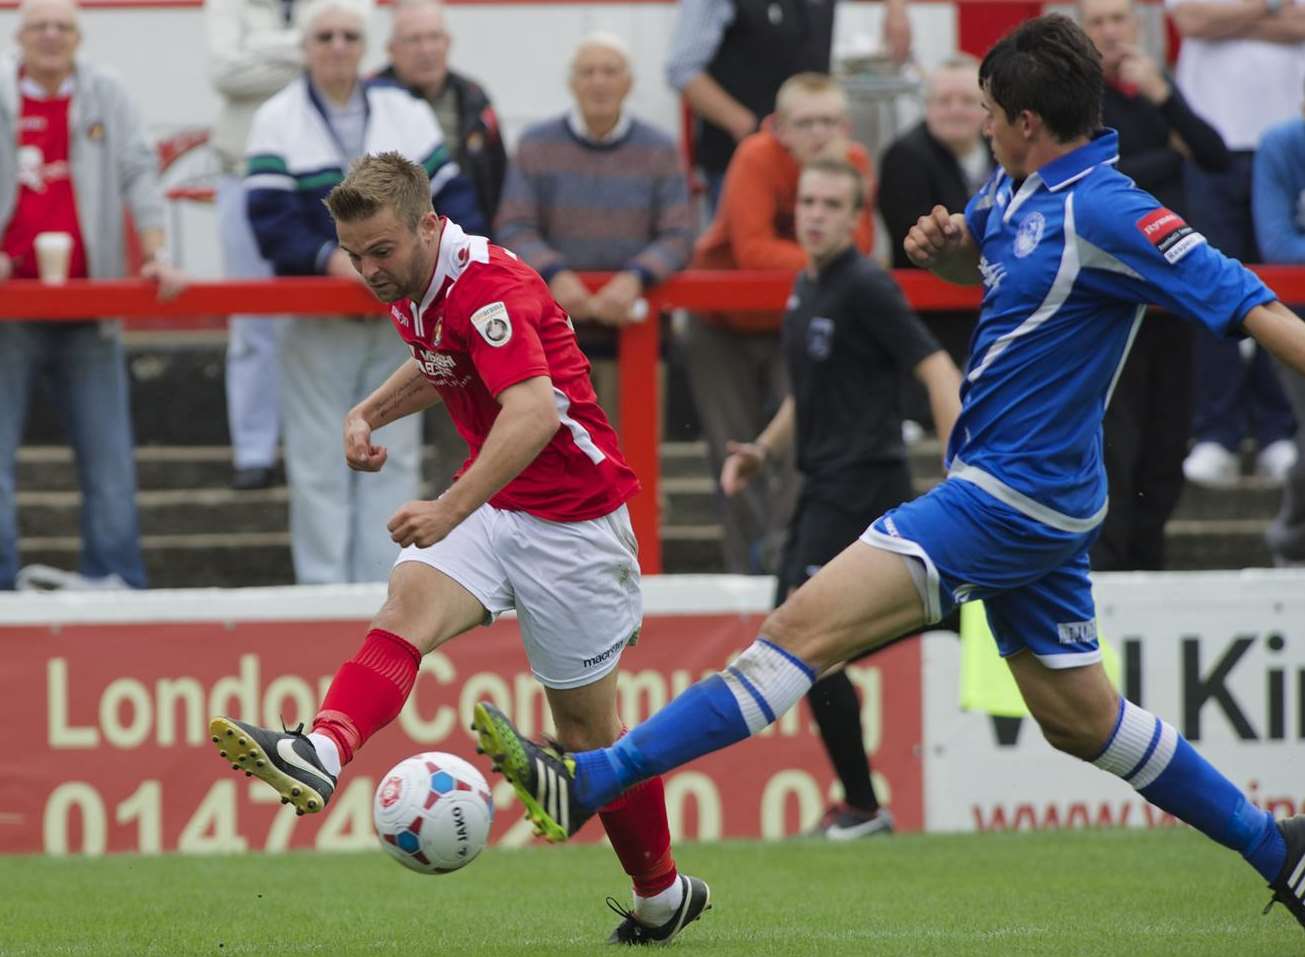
top-left (606, 874), bottom-right (712, 945)
top-left (209, 717), bottom-right (336, 816)
top-left (471, 701), bottom-right (592, 842)
top-left (1264, 814), bottom-right (1305, 932)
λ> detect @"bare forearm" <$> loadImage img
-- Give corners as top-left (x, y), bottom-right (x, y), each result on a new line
top-left (682, 73), bottom-right (756, 141)
top-left (1243, 11), bottom-right (1305, 42)
top-left (916, 351), bottom-right (963, 452)
top-left (354, 359), bottom-right (442, 430)
top-left (1245, 300), bottom-right (1305, 377)
top-left (439, 381), bottom-right (559, 524)
top-left (931, 243), bottom-right (982, 286)
top-left (757, 396), bottom-right (796, 458)
top-left (138, 227), bottom-right (166, 261)
top-left (1171, 0), bottom-right (1273, 39)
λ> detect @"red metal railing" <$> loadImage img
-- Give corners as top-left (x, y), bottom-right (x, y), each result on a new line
top-left (6, 266), bottom-right (1305, 573)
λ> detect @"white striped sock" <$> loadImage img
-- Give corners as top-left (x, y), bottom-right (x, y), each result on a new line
top-left (1092, 699), bottom-right (1176, 791)
top-left (719, 638), bottom-right (815, 735)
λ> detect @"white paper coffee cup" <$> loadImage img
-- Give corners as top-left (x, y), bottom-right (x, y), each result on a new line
top-left (34, 231), bottom-right (73, 284)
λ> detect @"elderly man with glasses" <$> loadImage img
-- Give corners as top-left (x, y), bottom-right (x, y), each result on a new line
top-left (244, 0), bottom-right (483, 584)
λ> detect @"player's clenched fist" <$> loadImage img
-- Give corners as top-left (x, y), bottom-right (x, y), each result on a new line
top-left (387, 500), bottom-right (457, 548)
top-left (904, 205), bottom-right (967, 269)
top-left (344, 412), bottom-right (388, 472)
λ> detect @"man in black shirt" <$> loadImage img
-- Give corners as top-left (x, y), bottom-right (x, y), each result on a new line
top-left (1080, 0), bottom-right (1231, 569)
top-left (722, 158), bottom-right (961, 837)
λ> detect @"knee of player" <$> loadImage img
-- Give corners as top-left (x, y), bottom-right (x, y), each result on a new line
top-left (370, 595), bottom-right (436, 655)
top-left (760, 605), bottom-right (829, 672)
top-left (1031, 711), bottom-right (1110, 761)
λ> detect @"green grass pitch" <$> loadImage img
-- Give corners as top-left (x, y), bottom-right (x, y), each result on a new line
top-left (3, 829), bottom-right (1299, 956)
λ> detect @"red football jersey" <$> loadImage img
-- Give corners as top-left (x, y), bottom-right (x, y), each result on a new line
top-left (390, 219), bottom-right (639, 521)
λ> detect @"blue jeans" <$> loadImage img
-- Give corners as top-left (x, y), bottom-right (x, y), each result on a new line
top-left (1185, 153), bottom-right (1296, 449)
top-left (0, 321), bottom-right (147, 589)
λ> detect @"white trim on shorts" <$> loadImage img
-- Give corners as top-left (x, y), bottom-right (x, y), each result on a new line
top-left (1028, 648), bottom-right (1103, 669)
top-left (858, 526), bottom-right (943, 624)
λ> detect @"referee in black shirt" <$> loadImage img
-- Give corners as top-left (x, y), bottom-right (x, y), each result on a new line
top-left (722, 158), bottom-right (962, 838)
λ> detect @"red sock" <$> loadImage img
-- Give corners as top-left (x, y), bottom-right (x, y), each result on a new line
top-left (598, 775), bottom-right (678, 898)
top-left (312, 628), bottom-right (421, 767)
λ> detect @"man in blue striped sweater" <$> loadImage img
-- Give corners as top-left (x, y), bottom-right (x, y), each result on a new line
top-left (495, 33), bottom-right (693, 422)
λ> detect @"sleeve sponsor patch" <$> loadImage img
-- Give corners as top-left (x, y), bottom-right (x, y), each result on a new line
top-left (469, 301), bottom-right (512, 347)
top-left (1136, 208), bottom-right (1206, 264)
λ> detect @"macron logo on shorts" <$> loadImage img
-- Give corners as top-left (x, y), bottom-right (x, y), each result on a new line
top-left (1136, 208), bottom-right (1205, 265)
top-left (582, 635), bottom-right (628, 669)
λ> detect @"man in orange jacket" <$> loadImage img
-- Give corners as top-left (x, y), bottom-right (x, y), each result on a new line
top-left (680, 72), bottom-right (876, 574)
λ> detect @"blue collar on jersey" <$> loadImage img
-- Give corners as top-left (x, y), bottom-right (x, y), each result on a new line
top-left (1037, 128), bottom-right (1121, 192)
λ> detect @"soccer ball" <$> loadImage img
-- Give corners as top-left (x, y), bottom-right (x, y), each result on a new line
top-left (372, 751), bottom-right (495, 874)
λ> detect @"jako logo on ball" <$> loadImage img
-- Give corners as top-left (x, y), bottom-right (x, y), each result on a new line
top-left (372, 751), bottom-right (494, 875)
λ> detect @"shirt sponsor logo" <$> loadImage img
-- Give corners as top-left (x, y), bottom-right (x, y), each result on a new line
top-left (390, 305), bottom-right (410, 328)
top-left (17, 145), bottom-right (69, 193)
top-left (806, 316), bottom-right (835, 361)
top-left (1056, 619), bottom-right (1097, 645)
top-left (1136, 208), bottom-right (1205, 264)
top-left (1013, 211), bottom-right (1045, 258)
top-left (470, 301), bottom-right (512, 348)
top-left (978, 255), bottom-right (1007, 291)
top-left (413, 346), bottom-right (470, 387)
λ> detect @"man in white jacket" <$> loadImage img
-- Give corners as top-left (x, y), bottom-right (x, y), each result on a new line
top-left (245, 0), bottom-right (481, 584)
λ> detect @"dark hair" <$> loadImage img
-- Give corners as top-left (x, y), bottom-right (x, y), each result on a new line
top-left (978, 13), bottom-right (1103, 143)
top-left (799, 158), bottom-right (866, 210)
top-left (325, 151), bottom-right (432, 229)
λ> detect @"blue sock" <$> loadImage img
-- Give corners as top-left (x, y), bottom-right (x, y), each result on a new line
top-left (1093, 698), bottom-right (1286, 882)
top-left (574, 638), bottom-right (816, 810)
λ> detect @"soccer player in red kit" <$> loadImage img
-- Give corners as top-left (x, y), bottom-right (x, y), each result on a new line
top-left (208, 151), bottom-right (709, 944)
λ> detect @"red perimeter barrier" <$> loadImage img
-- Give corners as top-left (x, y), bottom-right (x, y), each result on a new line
top-left (6, 266), bottom-right (1305, 573)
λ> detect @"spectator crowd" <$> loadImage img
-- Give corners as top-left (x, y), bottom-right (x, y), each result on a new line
top-left (3, 0), bottom-right (1305, 597)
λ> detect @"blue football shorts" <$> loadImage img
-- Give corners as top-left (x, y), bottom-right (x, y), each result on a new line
top-left (860, 477), bottom-right (1103, 669)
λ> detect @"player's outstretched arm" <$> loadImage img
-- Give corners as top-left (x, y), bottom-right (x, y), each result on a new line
top-left (1244, 300), bottom-right (1305, 376)
top-left (343, 359), bottom-right (442, 472)
top-left (904, 206), bottom-right (981, 286)
top-left (387, 376), bottom-right (560, 548)
top-left (721, 396), bottom-right (795, 496)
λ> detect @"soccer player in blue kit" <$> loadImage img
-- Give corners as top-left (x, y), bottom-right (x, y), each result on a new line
top-left (473, 14), bottom-right (1305, 931)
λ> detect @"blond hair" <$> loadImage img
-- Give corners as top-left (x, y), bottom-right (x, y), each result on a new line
top-left (325, 151), bottom-right (432, 229)
top-left (775, 72), bottom-right (846, 118)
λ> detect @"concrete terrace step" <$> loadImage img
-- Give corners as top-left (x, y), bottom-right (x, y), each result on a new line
top-left (13, 440), bottom-right (1288, 585)
top-left (17, 486), bottom-right (290, 537)
top-left (19, 532), bottom-right (294, 589)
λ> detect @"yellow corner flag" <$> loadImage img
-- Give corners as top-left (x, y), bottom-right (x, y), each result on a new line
top-left (958, 601), bottom-right (1121, 717)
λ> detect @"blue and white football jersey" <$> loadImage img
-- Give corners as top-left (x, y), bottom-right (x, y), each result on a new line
top-left (950, 129), bottom-right (1274, 531)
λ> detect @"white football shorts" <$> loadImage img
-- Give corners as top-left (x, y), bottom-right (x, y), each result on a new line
top-left (395, 502), bottom-right (642, 689)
